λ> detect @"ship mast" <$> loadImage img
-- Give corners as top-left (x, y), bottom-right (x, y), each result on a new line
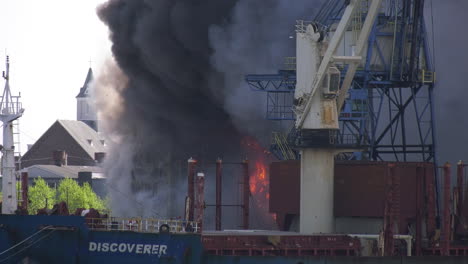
top-left (1, 56), bottom-right (24, 214)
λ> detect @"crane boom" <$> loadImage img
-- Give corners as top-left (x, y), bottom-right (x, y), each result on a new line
top-left (336, 0), bottom-right (384, 111)
top-left (295, 0), bottom-right (383, 129)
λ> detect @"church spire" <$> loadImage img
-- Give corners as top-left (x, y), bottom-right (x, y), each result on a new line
top-left (76, 68), bottom-right (93, 98)
top-left (76, 67), bottom-right (97, 131)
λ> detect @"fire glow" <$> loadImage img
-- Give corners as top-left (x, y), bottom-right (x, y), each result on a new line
top-left (241, 136), bottom-right (276, 223)
top-left (250, 162), bottom-right (268, 201)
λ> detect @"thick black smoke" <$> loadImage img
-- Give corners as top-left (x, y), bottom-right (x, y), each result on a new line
top-left (97, 0), bottom-right (244, 216)
top-left (98, 0), bottom-right (241, 157)
top-left (97, 0), bottom-right (323, 219)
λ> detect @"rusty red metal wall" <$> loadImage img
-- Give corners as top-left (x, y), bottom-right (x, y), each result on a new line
top-left (269, 160), bottom-right (300, 214)
top-left (202, 234), bottom-right (361, 257)
top-left (269, 161), bottom-right (434, 225)
top-left (334, 162), bottom-right (388, 217)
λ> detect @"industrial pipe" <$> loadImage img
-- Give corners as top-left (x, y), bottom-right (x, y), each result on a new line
top-left (215, 159), bottom-right (222, 231)
top-left (457, 161), bottom-right (464, 217)
top-left (195, 172), bottom-right (205, 232)
top-left (242, 159), bottom-right (249, 230)
top-left (383, 163), bottom-right (397, 256)
top-left (415, 166), bottom-right (423, 256)
top-left (442, 162), bottom-right (451, 256)
top-left (187, 158), bottom-right (197, 221)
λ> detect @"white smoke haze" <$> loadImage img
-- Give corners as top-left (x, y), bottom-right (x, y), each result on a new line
top-left (426, 0), bottom-right (468, 165)
top-left (94, 58), bottom-right (127, 136)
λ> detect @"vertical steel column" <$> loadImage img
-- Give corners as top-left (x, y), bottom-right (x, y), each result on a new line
top-left (415, 166), bottom-right (423, 256)
top-left (196, 172), bottom-right (205, 232)
top-left (242, 159), bottom-right (250, 230)
top-left (442, 162), bottom-right (451, 256)
top-left (21, 172), bottom-right (28, 212)
top-left (215, 159), bottom-right (222, 231)
top-left (187, 158), bottom-right (197, 221)
top-left (457, 161), bottom-right (464, 217)
top-left (425, 166), bottom-right (437, 239)
top-left (383, 163), bottom-right (396, 256)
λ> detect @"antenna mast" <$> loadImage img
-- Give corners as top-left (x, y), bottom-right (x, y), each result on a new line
top-left (1, 56), bottom-right (24, 214)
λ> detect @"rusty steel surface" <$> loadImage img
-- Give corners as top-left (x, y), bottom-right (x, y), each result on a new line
top-left (202, 233), bottom-right (361, 257)
top-left (215, 159), bottom-right (222, 231)
top-left (21, 172), bottom-right (28, 211)
top-left (334, 162), bottom-right (388, 217)
top-left (242, 160), bottom-right (250, 230)
top-left (334, 162), bottom-right (433, 221)
top-left (187, 159), bottom-right (197, 221)
top-left (383, 164), bottom-right (399, 256)
top-left (269, 161), bottom-right (435, 225)
top-left (455, 162), bottom-right (468, 238)
top-left (442, 163), bottom-right (451, 256)
top-left (415, 166), bottom-right (424, 256)
top-left (196, 173), bottom-right (205, 231)
top-left (269, 160), bottom-right (300, 214)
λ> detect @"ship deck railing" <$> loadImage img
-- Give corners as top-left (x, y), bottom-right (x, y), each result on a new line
top-left (85, 217), bottom-right (201, 234)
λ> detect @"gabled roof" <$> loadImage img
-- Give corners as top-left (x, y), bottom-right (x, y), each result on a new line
top-left (57, 120), bottom-right (106, 158)
top-left (76, 68), bottom-right (93, 98)
top-left (25, 165), bottom-right (104, 179)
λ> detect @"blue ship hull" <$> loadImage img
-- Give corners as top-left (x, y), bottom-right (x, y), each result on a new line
top-left (0, 215), bottom-right (202, 263)
top-left (1, 215), bottom-right (467, 263)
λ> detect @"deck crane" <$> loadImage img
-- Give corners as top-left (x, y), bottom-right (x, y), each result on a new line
top-left (293, 0), bottom-right (383, 233)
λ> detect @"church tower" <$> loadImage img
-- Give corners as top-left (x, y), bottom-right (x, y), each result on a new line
top-left (76, 68), bottom-right (98, 131)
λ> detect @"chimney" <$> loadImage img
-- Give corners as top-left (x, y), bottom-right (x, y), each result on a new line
top-left (52, 150), bottom-right (67, 166)
top-left (77, 171), bottom-right (92, 186)
top-left (94, 152), bottom-right (106, 164)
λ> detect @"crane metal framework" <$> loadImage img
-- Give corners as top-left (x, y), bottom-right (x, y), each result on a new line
top-left (246, 0), bottom-right (436, 163)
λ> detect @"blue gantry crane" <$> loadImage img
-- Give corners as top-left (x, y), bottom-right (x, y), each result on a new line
top-left (246, 0), bottom-right (436, 163)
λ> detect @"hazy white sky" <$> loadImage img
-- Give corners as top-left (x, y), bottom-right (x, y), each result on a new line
top-left (0, 0), bottom-right (111, 154)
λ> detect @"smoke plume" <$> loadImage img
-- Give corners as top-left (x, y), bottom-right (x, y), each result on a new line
top-left (96, 0), bottom-right (322, 219)
top-left (425, 0), bottom-right (468, 164)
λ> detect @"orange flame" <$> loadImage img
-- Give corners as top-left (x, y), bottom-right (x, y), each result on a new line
top-left (242, 136), bottom-right (277, 225)
top-left (250, 162), bottom-right (268, 199)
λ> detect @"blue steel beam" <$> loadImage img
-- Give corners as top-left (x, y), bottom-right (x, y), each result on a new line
top-left (245, 0), bottom-right (436, 164)
top-left (245, 71), bottom-right (296, 92)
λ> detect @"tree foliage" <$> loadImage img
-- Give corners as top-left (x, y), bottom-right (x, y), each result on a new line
top-left (28, 177), bottom-right (55, 214)
top-left (82, 183), bottom-right (107, 211)
top-left (57, 178), bottom-right (86, 213)
top-left (57, 178), bottom-right (107, 213)
top-left (26, 177), bottom-right (108, 214)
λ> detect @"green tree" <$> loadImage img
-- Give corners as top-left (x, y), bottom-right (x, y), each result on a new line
top-left (57, 178), bottom-right (108, 213)
top-left (57, 178), bottom-right (86, 213)
top-left (28, 177), bottom-right (55, 214)
top-left (82, 183), bottom-right (107, 211)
